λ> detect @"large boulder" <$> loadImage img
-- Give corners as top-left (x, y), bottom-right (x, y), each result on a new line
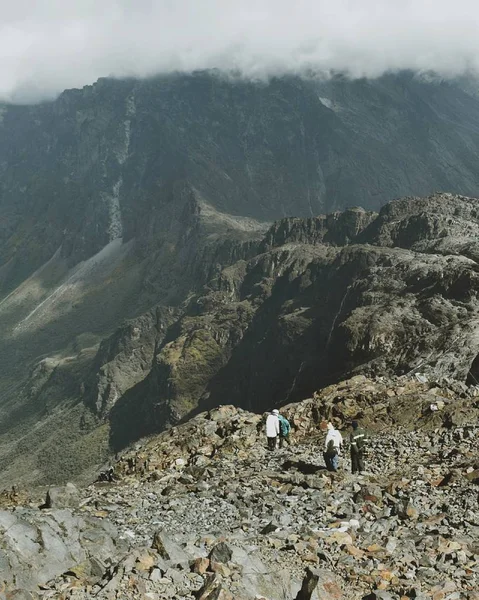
top-left (0, 508), bottom-right (123, 592)
top-left (43, 482), bottom-right (81, 509)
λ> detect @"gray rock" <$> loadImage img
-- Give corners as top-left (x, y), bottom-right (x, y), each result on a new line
top-left (0, 508), bottom-right (122, 592)
top-left (208, 542), bottom-right (232, 565)
top-left (151, 530), bottom-right (190, 568)
top-left (44, 483), bottom-right (81, 509)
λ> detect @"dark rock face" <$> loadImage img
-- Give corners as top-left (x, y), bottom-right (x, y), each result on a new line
top-left (99, 194), bottom-right (479, 452)
top-left (208, 542), bottom-right (232, 565)
top-left (2, 71), bottom-right (479, 289)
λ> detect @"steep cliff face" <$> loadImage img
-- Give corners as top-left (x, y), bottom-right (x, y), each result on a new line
top-left (87, 194), bottom-right (479, 456)
top-left (2, 71), bottom-right (479, 290)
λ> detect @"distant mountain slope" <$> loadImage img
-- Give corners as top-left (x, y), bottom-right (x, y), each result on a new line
top-left (3, 70), bottom-right (479, 483)
top-left (2, 71), bottom-right (479, 290)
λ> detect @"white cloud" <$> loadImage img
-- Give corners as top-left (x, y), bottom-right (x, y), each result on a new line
top-left (2, 0), bottom-right (479, 102)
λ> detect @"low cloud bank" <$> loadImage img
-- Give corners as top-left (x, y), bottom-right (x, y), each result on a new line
top-left (2, 0), bottom-right (479, 102)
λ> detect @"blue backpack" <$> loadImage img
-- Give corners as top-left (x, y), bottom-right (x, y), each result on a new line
top-left (278, 415), bottom-right (291, 436)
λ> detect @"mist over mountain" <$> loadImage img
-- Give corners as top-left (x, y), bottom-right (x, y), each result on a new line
top-left (3, 0), bottom-right (479, 103)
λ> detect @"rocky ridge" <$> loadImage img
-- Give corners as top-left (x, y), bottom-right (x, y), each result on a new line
top-left (2, 375), bottom-right (479, 599)
top-left (95, 193), bottom-right (479, 452)
top-left (4, 193), bottom-right (479, 484)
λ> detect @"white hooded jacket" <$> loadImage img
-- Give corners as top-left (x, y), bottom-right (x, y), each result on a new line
top-left (324, 424), bottom-right (343, 454)
top-left (266, 413), bottom-right (280, 437)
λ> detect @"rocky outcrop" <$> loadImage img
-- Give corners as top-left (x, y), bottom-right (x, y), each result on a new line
top-left (260, 207), bottom-right (377, 251)
top-left (95, 193), bottom-right (479, 452)
top-left (87, 306), bottom-right (178, 416)
top-left (4, 193), bottom-right (479, 484)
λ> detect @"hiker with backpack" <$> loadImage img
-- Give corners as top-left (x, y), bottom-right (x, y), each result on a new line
top-left (350, 420), bottom-right (368, 474)
top-left (323, 422), bottom-right (343, 471)
top-left (278, 411), bottom-right (291, 448)
top-left (265, 409), bottom-right (280, 450)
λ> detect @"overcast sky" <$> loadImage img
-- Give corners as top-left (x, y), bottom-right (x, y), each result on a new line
top-left (2, 0), bottom-right (479, 103)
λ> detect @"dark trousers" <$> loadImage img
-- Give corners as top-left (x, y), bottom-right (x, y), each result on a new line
top-left (279, 434), bottom-right (290, 448)
top-left (267, 436), bottom-right (277, 450)
top-left (324, 452), bottom-right (339, 471)
top-left (351, 450), bottom-right (365, 473)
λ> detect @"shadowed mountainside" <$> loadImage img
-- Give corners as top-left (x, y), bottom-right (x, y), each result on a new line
top-left (2, 191), bottom-right (479, 484)
top-left (104, 194), bottom-right (479, 452)
top-left (3, 71), bottom-right (479, 292)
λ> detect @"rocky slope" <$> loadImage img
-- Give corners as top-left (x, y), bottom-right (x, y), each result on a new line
top-left (2, 375), bottom-right (479, 599)
top-left (4, 192), bottom-right (479, 484)
top-left (94, 194), bottom-right (479, 450)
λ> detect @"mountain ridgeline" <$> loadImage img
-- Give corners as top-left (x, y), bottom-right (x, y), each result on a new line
top-left (2, 72), bottom-right (479, 483)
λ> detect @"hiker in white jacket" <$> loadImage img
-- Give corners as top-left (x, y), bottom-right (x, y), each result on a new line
top-left (324, 422), bottom-right (343, 471)
top-left (265, 409), bottom-right (280, 451)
